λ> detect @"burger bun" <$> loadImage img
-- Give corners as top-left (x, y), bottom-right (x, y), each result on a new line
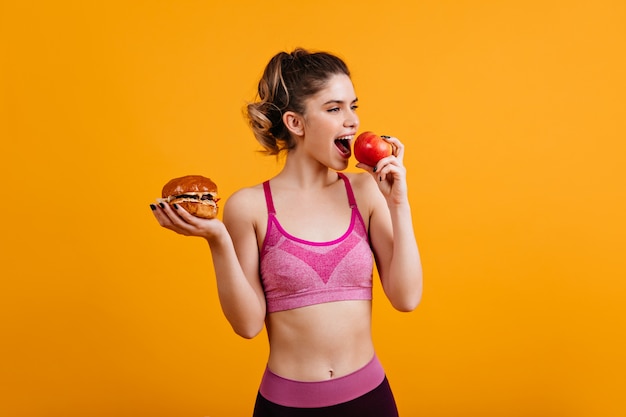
top-left (160, 175), bottom-right (219, 219)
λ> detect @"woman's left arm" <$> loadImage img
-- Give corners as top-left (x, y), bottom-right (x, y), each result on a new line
top-left (357, 136), bottom-right (423, 312)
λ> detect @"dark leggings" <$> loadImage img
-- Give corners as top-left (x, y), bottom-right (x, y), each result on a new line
top-left (252, 376), bottom-right (399, 417)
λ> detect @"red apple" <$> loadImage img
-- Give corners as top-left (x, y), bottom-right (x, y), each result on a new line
top-left (353, 131), bottom-right (392, 167)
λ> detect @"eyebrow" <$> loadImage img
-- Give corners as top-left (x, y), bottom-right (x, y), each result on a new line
top-left (323, 98), bottom-right (359, 106)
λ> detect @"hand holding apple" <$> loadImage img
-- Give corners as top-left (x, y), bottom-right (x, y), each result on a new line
top-left (353, 131), bottom-right (393, 167)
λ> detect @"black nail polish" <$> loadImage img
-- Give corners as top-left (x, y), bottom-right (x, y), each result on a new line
top-left (173, 204), bottom-right (178, 209)
top-left (159, 202), bottom-right (165, 209)
top-left (150, 204), bottom-right (156, 211)
top-left (373, 166), bottom-right (377, 172)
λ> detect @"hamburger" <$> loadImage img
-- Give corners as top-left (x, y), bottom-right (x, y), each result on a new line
top-left (160, 175), bottom-right (219, 219)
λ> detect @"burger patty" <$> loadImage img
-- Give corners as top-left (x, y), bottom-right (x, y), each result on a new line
top-left (174, 193), bottom-right (215, 201)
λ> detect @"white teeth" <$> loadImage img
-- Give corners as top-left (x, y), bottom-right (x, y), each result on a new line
top-left (336, 135), bottom-right (353, 141)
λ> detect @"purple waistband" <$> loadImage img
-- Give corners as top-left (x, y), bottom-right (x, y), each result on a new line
top-left (258, 355), bottom-right (385, 408)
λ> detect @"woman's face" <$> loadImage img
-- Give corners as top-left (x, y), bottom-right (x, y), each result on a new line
top-left (300, 73), bottom-right (360, 171)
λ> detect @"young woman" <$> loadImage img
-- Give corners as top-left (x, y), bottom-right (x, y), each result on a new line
top-left (151, 48), bottom-right (422, 416)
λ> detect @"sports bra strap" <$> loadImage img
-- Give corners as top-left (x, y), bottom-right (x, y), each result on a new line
top-left (337, 172), bottom-right (357, 208)
top-left (262, 181), bottom-right (276, 214)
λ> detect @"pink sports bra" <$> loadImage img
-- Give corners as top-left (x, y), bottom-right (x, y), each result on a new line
top-left (260, 173), bottom-right (374, 313)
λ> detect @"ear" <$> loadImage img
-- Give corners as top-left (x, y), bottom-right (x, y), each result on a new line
top-left (283, 111), bottom-right (305, 137)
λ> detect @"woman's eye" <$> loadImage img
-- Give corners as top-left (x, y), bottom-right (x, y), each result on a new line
top-left (327, 107), bottom-right (340, 112)
top-left (351, 105), bottom-right (359, 111)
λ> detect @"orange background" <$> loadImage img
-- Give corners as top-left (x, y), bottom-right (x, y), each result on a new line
top-left (2, 1), bottom-right (625, 416)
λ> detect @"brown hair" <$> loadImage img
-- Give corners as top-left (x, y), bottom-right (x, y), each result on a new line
top-left (245, 48), bottom-right (351, 155)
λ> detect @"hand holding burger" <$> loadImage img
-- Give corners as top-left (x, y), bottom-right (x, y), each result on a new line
top-left (160, 175), bottom-right (220, 219)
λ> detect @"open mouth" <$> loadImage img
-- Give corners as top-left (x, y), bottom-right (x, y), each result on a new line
top-left (334, 136), bottom-right (352, 158)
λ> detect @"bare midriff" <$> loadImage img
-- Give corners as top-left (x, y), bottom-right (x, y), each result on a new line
top-left (265, 300), bottom-right (375, 382)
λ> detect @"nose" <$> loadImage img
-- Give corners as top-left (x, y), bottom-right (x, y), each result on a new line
top-left (344, 111), bottom-right (359, 129)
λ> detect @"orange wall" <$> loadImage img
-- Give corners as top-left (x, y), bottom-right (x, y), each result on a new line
top-left (2, 1), bottom-right (625, 416)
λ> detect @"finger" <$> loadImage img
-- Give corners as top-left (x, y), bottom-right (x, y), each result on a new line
top-left (151, 203), bottom-right (175, 226)
top-left (380, 136), bottom-right (405, 160)
top-left (169, 202), bottom-right (202, 225)
top-left (376, 161), bottom-right (406, 186)
top-left (152, 201), bottom-right (197, 235)
top-left (355, 162), bottom-right (374, 174)
top-left (357, 162), bottom-right (389, 185)
top-left (360, 155), bottom-right (398, 182)
top-left (163, 201), bottom-right (203, 229)
top-left (374, 154), bottom-right (401, 172)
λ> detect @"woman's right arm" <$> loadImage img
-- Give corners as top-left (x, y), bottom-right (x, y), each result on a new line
top-left (151, 189), bottom-right (267, 339)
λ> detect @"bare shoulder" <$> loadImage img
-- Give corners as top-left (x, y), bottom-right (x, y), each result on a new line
top-left (341, 172), bottom-right (385, 219)
top-left (224, 184), bottom-right (264, 209)
top-left (223, 183), bottom-right (265, 218)
top-left (342, 172), bottom-right (384, 200)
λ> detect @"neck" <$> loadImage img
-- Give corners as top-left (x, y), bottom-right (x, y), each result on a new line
top-left (276, 152), bottom-right (339, 190)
